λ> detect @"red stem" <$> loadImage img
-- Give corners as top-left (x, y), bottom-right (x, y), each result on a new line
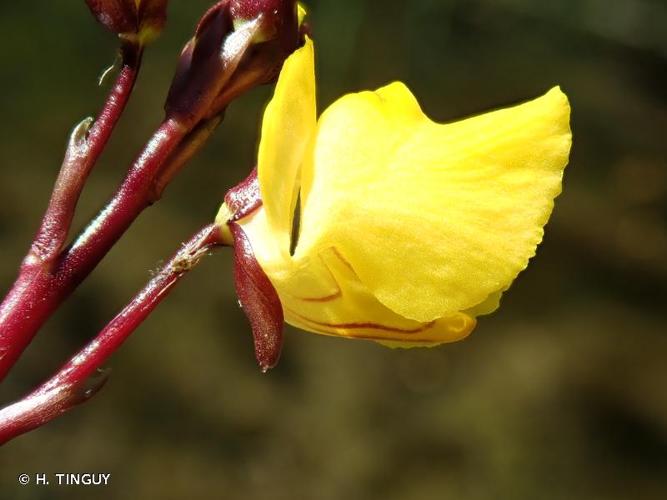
top-left (0, 117), bottom-right (189, 381)
top-left (58, 118), bottom-right (189, 283)
top-left (0, 2), bottom-right (297, 381)
top-left (0, 44), bottom-right (144, 381)
top-left (0, 224), bottom-right (225, 445)
top-left (31, 43), bottom-right (143, 263)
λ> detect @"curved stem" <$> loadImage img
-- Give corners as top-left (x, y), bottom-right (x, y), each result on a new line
top-left (32, 43), bottom-right (143, 263)
top-left (0, 117), bottom-right (190, 382)
top-left (0, 224), bottom-right (225, 445)
top-left (58, 118), bottom-right (189, 283)
top-left (0, 44), bottom-right (144, 381)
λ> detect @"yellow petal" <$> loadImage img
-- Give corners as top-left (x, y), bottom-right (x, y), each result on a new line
top-left (256, 37), bottom-right (316, 260)
top-left (239, 207), bottom-right (476, 346)
top-left (296, 84), bottom-right (571, 322)
top-left (282, 246), bottom-right (476, 346)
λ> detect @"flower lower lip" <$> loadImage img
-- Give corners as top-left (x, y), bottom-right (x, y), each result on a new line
top-left (286, 307), bottom-right (437, 335)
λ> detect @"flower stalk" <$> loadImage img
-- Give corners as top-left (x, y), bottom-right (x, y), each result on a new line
top-left (0, 113), bottom-right (187, 384)
top-left (0, 41), bottom-right (145, 381)
top-left (0, 0), bottom-right (302, 382)
top-left (0, 223), bottom-right (226, 445)
top-left (31, 42), bottom-right (143, 264)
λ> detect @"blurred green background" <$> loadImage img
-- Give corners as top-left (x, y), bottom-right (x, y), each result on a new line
top-left (1, 0), bottom-right (666, 498)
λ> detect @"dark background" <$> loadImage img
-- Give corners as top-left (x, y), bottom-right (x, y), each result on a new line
top-left (1, 1), bottom-right (666, 498)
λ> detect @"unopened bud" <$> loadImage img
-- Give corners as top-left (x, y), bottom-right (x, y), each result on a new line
top-left (85, 0), bottom-right (168, 45)
top-left (164, 0), bottom-right (305, 128)
top-left (230, 0), bottom-right (293, 42)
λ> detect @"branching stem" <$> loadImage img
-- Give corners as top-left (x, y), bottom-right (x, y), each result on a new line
top-left (0, 223), bottom-right (225, 445)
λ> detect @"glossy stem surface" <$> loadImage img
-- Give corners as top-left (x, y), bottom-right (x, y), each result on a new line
top-left (0, 43), bottom-right (145, 381)
top-left (0, 116), bottom-right (189, 382)
top-left (0, 224), bottom-right (225, 445)
top-left (32, 43), bottom-right (143, 262)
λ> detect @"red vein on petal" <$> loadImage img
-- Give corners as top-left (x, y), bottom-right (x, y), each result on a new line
top-left (289, 321), bottom-right (441, 344)
top-left (286, 307), bottom-right (435, 335)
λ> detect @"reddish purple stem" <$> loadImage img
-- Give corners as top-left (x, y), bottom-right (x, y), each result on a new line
top-left (0, 0), bottom-right (302, 383)
top-left (31, 43), bottom-right (143, 262)
top-left (0, 117), bottom-right (189, 381)
top-left (0, 44), bottom-right (144, 381)
top-left (0, 224), bottom-right (225, 445)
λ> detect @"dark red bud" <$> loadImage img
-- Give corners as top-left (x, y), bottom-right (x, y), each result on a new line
top-left (230, 222), bottom-right (284, 372)
top-left (164, 0), bottom-right (302, 127)
top-left (85, 0), bottom-right (167, 44)
top-left (230, 0), bottom-right (282, 20)
top-left (85, 0), bottom-right (136, 34)
top-left (136, 0), bottom-right (168, 43)
top-left (164, 1), bottom-right (244, 125)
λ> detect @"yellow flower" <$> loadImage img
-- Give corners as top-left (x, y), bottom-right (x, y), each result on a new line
top-left (217, 38), bottom-right (571, 363)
